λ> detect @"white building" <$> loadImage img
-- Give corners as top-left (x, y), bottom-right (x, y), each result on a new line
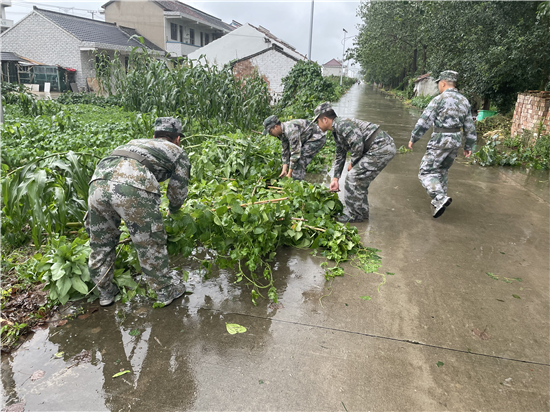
top-left (1, 0), bottom-right (13, 33)
top-left (322, 58), bottom-right (344, 77)
top-left (188, 23), bottom-right (306, 100)
top-left (413, 73), bottom-right (439, 96)
top-left (102, 0), bottom-right (234, 57)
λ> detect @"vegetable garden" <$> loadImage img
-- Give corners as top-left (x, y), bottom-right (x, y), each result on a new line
top-left (1, 54), bottom-right (376, 350)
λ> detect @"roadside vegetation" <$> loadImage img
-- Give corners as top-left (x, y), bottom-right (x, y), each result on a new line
top-left (473, 115), bottom-right (550, 169)
top-left (0, 55), bottom-right (367, 351)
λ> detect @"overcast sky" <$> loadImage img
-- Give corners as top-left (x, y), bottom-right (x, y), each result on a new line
top-left (5, 0), bottom-right (362, 70)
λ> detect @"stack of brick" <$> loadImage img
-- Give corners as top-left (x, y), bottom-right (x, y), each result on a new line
top-left (511, 91), bottom-right (550, 138)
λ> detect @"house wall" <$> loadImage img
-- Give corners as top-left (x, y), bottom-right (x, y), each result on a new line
top-left (0, 12), bottom-right (86, 88)
top-left (232, 49), bottom-right (297, 103)
top-left (188, 24), bottom-right (303, 67)
top-left (511, 93), bottom-right (550, 137)
top-left (414, 78), bottom-right (439, 96)
top-left (104, 0), bottom-right (165, 49)
top-left (322, 66), bottom-right (341, 77)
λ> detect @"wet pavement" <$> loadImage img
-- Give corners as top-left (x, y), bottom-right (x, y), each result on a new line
top-left (2, 85), bottom-right (549, 411)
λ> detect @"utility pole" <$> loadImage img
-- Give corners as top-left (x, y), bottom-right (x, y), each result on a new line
top-left (307, 0), bottom-right (314, 61)
top-left (340, 28), bottom-right (347, 86)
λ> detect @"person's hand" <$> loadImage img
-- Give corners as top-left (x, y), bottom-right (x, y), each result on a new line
top-left (347, 163), bottom-right (352, 172)
top-left (408, 141), bottom-right (414, 150)
top-left (329, 178), bottom-right (340, 192)
top-left (279, 164), bottom-right (288, 178)
top-left (464, 150), bottom-right (472, 158)
top-left (286, 169), bottom-right (293, 178)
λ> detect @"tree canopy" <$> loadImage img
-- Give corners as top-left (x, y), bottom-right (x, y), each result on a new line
top-left (353, 1), bottom-right (550, 113)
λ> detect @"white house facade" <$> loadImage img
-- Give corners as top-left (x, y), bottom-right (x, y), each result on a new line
top-left (102, 0), bottom-right (234, 57)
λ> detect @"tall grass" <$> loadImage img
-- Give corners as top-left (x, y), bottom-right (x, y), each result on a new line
top-left (95, 47), bottom-right (271, 133)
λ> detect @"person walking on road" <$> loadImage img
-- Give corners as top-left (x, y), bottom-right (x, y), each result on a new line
top-left (263, 115), bottom-right (326, 181)
top-left (408, 70), bottom-right (477, 218)
top-left (86, 117), bottom-right (191, 307)
top-left (314, 102), bottom-right (396, 223)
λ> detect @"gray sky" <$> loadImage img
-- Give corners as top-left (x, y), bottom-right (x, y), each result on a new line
top-left (6, 0), bottom-right (362, 69)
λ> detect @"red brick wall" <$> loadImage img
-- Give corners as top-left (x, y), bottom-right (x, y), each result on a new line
top-left (511, 93), bottom-right (550, 137)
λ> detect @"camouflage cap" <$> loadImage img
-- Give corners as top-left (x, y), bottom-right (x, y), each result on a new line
top-left (263, 115), bottom-right (280, 135)
top-left (313, 102), bottom-right (334, 122)
top-left (154, 117), bottom-right (182, 134)
top-left (435, 70), bottom-right (458, 83)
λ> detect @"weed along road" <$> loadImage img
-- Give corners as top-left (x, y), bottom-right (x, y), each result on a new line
top-left (2, 84), bottom-right (549, 411)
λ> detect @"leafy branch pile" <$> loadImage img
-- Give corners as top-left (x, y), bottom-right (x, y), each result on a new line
top-left (473, 115), bottom-right (550, 169)
top-left (1, 54), bottom-right (378, 348)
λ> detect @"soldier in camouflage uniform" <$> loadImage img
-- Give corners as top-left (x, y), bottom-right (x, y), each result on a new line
top-left (263, 115), bottom-right (326, 181)
top-left (314, 102), bottom-right (396, 223)
top-left (86, 117), bottom-right (191, 307)
top-left (408, 70), bottom-right (477, 218)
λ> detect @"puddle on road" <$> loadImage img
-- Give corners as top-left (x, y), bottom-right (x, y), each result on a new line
top-left (1, 246), bottom-right (327, 411)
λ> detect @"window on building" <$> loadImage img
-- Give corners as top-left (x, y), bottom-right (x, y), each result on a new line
top-left (179, 25), bottom-right (183, 42)
top-left (205, 33), bottom-right (210, 45)
top-left (200, 32), bottom-right (203, 47)
top-left (190, 29), bottom-right (195, 45)
top-left (171, 23), bottom-right (178, 41)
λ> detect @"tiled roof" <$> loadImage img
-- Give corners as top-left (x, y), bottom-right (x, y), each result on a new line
top-left (0, 51), bottom-right (45, 65)
top-left (153, 0), bottom-right (234, 32)
top-left (323, 58), bottom-right (342, 67)
top-left (35, 7), bottom-right (163, 51)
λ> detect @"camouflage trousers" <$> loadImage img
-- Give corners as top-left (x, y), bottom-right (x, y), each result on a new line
top-left (344, 131), bottom-right (396, 219)
top-left (86, 180), bottom-right (172, 294)
top-left (292, 136), bottom-right (327, 181)
top-left (418, 146), bottom-right (459, 203)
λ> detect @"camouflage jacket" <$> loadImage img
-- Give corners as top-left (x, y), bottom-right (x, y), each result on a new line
top-left (332, 117), bottom-right (381, 179)
top-left (90, 138), bottom-right (191, 213)
top-left (279, 119), bottom-right (325, 170)
top-left (410, 88), bottom-right (477, 151)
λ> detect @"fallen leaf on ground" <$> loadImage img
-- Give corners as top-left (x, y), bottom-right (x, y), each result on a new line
top-left (30, 370), bottom-right (45, 381)
top-left (112, 370), bottom-right (130, 378)
top-left (77, 314), bottom-right (90, 320)
top-left (55, 320), bottom-right (67, 327)
top-left (54, 352), bottom-right (64, 359)
top-left (512, 294), bottom-right (521, 299)
top-left (436, 361), bottom-right (444, 367)
top-left (226, 323), bottom-right (247, 334)
top-left (472, 328), bottom-right (491, 340)
top-left (360, 296), bottom-right (371, 301)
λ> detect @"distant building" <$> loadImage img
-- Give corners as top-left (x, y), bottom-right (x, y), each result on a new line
top-left (101, 0), bottom-right (234, 57)
top-left (1, 0), bottom-right (13, 33)
top-left (187, 23), bottom-right (305, 101)
top-left (0, 7), bottom-right (163, 91)
top-left (322, 58), bottom-right (344, 77)
top-left (413, 73), bottom-right (439, 97)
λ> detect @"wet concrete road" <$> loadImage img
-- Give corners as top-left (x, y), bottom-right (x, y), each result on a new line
top-left (2, 85), bottom-right (549, 411)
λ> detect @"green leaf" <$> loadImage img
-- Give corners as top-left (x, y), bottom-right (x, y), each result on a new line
top-left (512, 294), bottom-right (521, 299)
top-left (436, 361), bottom-right (444, 368)
top-left (253, 227), bottom-right (265, 234)
top-left (70, 276), bottom-right (88, 295)
top-left (226, 323), bottom-right (247, 334)
top-left (360, 295), bottom-right (371, 301)
top-left (112, 370), bottom-right (131, 378)
top-left (129, 329), bottom-right (140, 336)
top-left (51, 262), bottom-right (66, 281)
top-left (57, 276), bottom-right (72, 297)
